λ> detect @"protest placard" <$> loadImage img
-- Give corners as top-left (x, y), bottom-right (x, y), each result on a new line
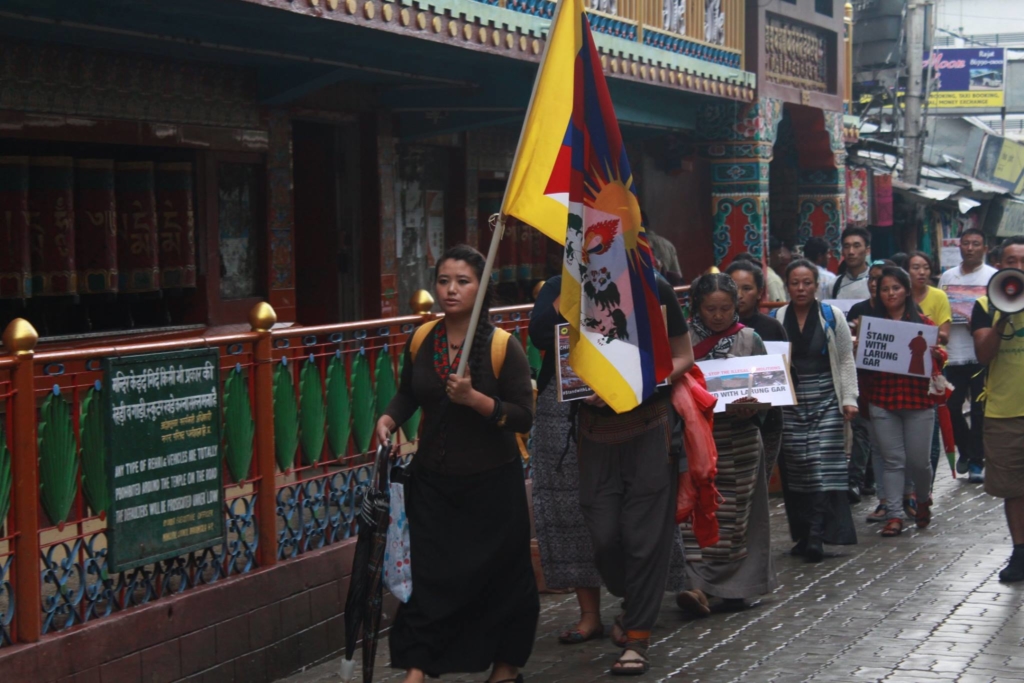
top-left (763, 341), bottom-right (791, 360)
top-left (855, 317), bottom-right (938, 377)
top-left (945, 284), bottom-right (987, 324)
top-left (696, 354), bottom-right (796, 413)
top-left (555, 324), bottom-right (594, 402)
top-left (822, 299), bottom-right (857, 315)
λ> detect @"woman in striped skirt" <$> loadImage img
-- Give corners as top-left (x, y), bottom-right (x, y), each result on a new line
top-left (677, 273), bottom-right (778, 615)
top-left (776, 260), bottom-right (860, 562)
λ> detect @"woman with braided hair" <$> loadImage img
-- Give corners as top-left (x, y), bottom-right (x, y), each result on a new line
top-left (376, 245), bottom-right (538, 683)
top-left (676, 272), bottom-right (778, 615)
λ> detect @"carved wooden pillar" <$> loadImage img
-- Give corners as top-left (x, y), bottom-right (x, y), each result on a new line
top-left (698, 98), bottom-right (783, 267)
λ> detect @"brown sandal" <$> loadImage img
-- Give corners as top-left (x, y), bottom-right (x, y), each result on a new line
top-left (610, 615), bottom-right (628, 648)
top-left (881, 518), bottom-right (903, 537)
top-left (916, 500), bottom-right (931, 529)
top-left (675, 589), bottom-right (711, 617)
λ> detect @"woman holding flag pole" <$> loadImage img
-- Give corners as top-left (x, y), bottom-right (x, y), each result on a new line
top-left (416, 0), bottom-right (696, 672)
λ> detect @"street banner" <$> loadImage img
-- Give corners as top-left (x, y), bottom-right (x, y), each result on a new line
top-left (924, 48), bottom-right (1005, 109)
top-left (696, 354), bottom-right (796, 414)
top-left (855, 317), bottom-right (939, 377)
top-left (945, 284), bottom-right (987, 325)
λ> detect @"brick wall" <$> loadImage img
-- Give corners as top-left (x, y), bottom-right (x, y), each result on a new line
top-left (0, 539), bottom-right (397, 683)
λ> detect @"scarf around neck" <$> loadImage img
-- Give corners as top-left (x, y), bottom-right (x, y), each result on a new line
top-left (690, 314), bottom-right (743, 360)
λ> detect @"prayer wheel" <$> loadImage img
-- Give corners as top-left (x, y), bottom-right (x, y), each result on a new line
top-left (115, 162), bottom-right (160, 293)
top-left (29, 157), bottom-right (77, 296)
top-left (75, 159), bottom-right (119, 294)
top-left (0, 157), bottom-right (32, 299)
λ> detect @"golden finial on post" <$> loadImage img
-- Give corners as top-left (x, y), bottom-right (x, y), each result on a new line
top-left (410, 290), bottom-right (435, 315)
top-left (532, 280), bottom-right (546, 300)
top-left (845, 2), bottom-right (853, 20)
top-left (2, 318), bottom-right (39, 356)
top-left (704, 265), bottom-right (721, 275)
top-left (248, 302), bottom-right (278, 332)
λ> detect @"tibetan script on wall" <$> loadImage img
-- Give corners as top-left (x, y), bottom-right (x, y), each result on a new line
top-left (765, 14), bottom-right (832, 93)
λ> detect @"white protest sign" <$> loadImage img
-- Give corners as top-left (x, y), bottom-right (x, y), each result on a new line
top-left (763, 341), bottom-right (791, 359)
top-left (696, 354), bottom-right (796, 413)
top-left (822, 299), bottom-right (857, 315)
top-left (855, 316), bottom-right (938, 377)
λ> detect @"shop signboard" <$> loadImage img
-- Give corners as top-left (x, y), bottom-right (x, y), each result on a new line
top-left (104, 348), bottom-right (224, 571)
top-left (923, 48), bottom-right (1005, 110)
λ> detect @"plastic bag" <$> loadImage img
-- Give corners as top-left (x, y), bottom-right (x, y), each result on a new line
top-left (384, 469), bottom-right (412, 603)
top-left (671, 365), bottom-right (721, 547)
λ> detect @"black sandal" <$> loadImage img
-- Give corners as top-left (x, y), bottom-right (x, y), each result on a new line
top-left (610, 639), bottom-right (650, 676)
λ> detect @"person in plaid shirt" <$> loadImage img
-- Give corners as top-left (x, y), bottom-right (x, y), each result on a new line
top-left (861, 266), bottom-right (947, 537)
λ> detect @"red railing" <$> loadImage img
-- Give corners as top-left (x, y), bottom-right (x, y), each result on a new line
top-left (0, 283), bottom-right (789, 645)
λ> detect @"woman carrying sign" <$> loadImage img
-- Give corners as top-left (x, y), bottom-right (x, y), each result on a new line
top-left (775, 260), bottom-right (860, 562)
top-left (677, 273), bottom-right (778, 616)
top-left (862, 266), bottom-right (947, 537)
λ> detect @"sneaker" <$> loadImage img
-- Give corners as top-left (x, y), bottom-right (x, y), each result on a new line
top-left (968, 464), bottom-right (984, 483)
top-left (998, 552), bottom-right (1024, 583)
top-left (955, 454), bottom-right (970, 475)
top-left (862, 484), bottom-right (876, 496)
top-left (848, 486), bottom-right (862, 504)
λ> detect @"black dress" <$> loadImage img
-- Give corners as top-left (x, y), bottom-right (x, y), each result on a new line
top-left (384, 322), bottom-right (539, 676)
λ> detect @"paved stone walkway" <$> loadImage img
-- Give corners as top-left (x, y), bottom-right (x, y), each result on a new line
top-left (280, 473), bottom-right (1024, 683)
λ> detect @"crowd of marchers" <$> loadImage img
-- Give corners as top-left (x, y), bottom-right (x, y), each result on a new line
top-left (370, 230), bottom-right (1024, 682)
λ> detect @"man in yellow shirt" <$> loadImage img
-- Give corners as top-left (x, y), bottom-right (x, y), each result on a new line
top-left (971, 236), bottom-right (1024, 583)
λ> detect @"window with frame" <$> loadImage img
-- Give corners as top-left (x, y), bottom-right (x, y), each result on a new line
top-left (217, 162), bottom-right (264, 300)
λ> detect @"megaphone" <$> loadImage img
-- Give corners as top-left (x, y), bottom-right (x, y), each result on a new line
top-left (988, 268), bottom-right (1024, 314)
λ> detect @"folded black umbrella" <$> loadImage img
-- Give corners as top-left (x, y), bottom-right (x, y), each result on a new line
top-left (340, 444), bottom-right (392, 683)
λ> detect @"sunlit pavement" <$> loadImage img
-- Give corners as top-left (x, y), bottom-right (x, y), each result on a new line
top-left (280, 472), bottom-right (1024, 683)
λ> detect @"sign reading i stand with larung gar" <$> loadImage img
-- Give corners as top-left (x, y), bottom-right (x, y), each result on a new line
top-left (103, 349), bottom-right (224, 572)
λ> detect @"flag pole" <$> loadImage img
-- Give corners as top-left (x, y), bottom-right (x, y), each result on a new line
top-left (456, 0), bottom-right (571, 377)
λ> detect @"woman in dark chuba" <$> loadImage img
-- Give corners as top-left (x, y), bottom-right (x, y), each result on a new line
top-left (376, 245), bottom-right (538, 683)
top-left (775, 259), bottom-right (860, 561)
top-left (676, 273), bottom-right (778, 616)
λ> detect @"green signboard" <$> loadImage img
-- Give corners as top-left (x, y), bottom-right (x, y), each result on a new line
top-left (104, 348), bottom-right (224, 572)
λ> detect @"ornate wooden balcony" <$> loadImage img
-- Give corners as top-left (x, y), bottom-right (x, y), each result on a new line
top-left (493, 0), bottom-right (746, 70)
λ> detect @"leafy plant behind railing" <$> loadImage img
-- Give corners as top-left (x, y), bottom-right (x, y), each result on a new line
top-left (38, 390), bottom-right (79, 526)
top-left (223, 368), bottom-right (255, 483)
top-left (350, 352), bottom-right (374, 454)
top-left (526, 332), bottom-right (543, 380)
top-left (79, 387), bottom-right (110, 515)
top-left (299, 357), bottom-right (326, 466)
top-left (398, 353), bottom-right (420, 442)
top-left (325, 355), bottom-right (352, 458)
top-left (273, 362), bottom-right (299, 471)
top-left (375, 350), bottom-right (396, 423)
top-left (0, 426), bottom-right (11, 527)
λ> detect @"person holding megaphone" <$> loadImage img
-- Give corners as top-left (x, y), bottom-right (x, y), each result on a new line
top-left (971, 236), bottom-right (1024, 583)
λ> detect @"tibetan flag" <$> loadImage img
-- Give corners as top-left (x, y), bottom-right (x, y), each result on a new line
top-left (501, 0), bottom-right (672, 413)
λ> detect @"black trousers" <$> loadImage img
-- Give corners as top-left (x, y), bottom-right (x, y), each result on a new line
top-left (945, 364), bottom-right (987, 467)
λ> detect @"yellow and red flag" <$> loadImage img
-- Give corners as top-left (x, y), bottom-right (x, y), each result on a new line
top-left (502, 0), bottom-right (672, 413)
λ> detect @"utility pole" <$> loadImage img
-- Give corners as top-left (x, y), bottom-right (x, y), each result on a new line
top-left (904, 0), bottom-right (925, 186)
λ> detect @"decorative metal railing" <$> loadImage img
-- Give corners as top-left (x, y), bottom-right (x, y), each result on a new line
top-left (0, 282), bottom-right (785, 647)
